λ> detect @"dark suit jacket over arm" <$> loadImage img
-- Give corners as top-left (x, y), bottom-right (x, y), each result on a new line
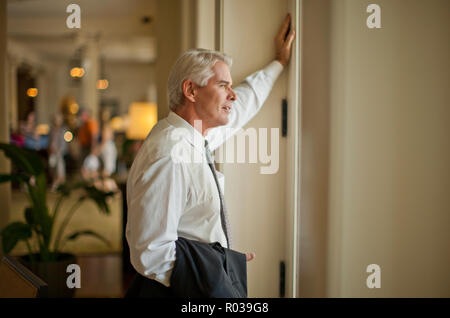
top-left (170, 237), bottom-right (247, 298)
top-left (124, 237), bottom-right (247, 298)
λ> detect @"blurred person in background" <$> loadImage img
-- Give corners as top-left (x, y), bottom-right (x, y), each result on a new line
top-left (78, 108), bottom-right (99, 164)
top-left (23, 111), bottom-right (41, 150)
top-left (48, 113), bottom-right (68, 191)
top-left (10, 121), bottom-right (26, 148)
top-left (81, 147), bottom-right (100, 181)
top-left (99, 109), bottom-right (118, 191)
top-left (99, 109), bottom-right (117, 177)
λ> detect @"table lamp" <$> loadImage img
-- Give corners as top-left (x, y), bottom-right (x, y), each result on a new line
top-left (126, 102), bottom-right (158, 140)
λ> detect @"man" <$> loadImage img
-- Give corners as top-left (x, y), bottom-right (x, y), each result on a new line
top-left (125, 14), bottom-right (295, 297)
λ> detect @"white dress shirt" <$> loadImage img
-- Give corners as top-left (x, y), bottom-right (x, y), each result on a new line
top-left (126, 60), bottom-right (283, 287)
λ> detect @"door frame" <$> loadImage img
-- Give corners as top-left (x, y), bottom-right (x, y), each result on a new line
top-left (286, 0), bottom-right (302, 298)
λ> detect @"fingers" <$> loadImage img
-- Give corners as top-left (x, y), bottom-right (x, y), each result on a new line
top-left (277, 13), bottom-right (291, 40)
top-left (246, 252), bottom-right (255, 262)
top-left (285, 29), bottom-right (296, 50)
top-left (275, 13), bottom-right (295, 66)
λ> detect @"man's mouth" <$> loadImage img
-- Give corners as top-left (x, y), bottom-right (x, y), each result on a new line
top-left (222, 105), bottom-right (232, 113)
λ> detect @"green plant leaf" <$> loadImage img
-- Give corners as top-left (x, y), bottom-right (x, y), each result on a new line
top-left (24, 205), bottom-right (52, 238)
top-left (55, 182), bottom-right (71, 196)
top-left (35, 173), bottom-right (48, 205)
top-left (26, 185), bottom-right (52, 242)
top-left (27, 173), bottom-right (48, 209)
top-left (0, 173), bottom-right (29, 184)
top-left (0, 143), bottom-right (44, 175)
top-left (0, 222), bottom-right (32, 254)
top-left (0, 144), bottom-right (116, 259)
top-left (24, 206), bottom-right (35, 226)
top-left (63, 230), bottom-right (111, 247)
top-left (82, 184), bottom-right (116, 215)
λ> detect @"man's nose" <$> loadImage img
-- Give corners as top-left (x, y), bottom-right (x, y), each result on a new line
top-left (228, 87), bottom-right (236, 101)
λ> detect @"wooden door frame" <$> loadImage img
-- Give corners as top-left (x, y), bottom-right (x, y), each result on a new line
top-left (286, 0), bottom-right (302, 298)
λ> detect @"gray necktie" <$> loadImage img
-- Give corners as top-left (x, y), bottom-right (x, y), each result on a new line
top-left (204, 140), bottom-right (232, 249)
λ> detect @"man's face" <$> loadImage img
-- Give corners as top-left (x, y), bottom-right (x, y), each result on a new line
top-left (193, 61), bottom-right (236, 130)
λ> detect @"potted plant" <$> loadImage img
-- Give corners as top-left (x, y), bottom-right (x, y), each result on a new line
top-left (0, 143), bottom-right (116, 297)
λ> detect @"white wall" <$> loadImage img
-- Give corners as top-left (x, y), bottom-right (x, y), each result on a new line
top-left (332, 0), bottom-right (449, 297)
top-left (299, 0), bottom-right (450, 297)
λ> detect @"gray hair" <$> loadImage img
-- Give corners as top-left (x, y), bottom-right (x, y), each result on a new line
top-left (167, 48), bottom-right (232, 111)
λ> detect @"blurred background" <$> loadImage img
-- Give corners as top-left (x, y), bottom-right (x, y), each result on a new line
top-left (1, 0), bottom-right (202, 298)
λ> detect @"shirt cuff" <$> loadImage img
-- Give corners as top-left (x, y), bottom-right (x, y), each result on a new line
top-left (264, 60), bottom-right (284, 81)
top-left (154, 268), bottom-right (173, 287)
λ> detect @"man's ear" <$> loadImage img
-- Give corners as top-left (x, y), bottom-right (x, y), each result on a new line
top-left (182, 79), bottom-right (197, 103)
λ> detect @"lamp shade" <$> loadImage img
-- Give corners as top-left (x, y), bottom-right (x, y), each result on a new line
top-left (126, 102), bottom-right (158, 140)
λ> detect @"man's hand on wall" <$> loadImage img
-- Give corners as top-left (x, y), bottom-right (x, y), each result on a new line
top-left (275, 14), bottom-right (296, 67)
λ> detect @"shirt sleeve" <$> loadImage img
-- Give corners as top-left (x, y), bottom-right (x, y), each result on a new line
top-left (206, 60), bottom-right (284, 151)
top-left (126, 155), bottom-right (187, 287)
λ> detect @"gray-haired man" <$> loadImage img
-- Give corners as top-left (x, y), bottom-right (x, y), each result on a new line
top-left (125, 14), bottom-right (295, 297)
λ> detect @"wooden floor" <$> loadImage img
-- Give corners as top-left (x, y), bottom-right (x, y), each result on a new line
top-left (74, 253), bottom-right (130, 298)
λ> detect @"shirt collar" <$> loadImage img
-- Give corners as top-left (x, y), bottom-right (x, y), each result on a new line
top-left (166, 111), bottom-right (206, 154)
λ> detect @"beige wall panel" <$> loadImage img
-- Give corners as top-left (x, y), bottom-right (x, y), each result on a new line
top-left (155, 0), bottom-right (183, 119)
top-left (222, 0), bottom-right (288, 298)
top-left (326, 0), bottom-right (450, 297)
top-left (297, 0), bottom-right (331, 298)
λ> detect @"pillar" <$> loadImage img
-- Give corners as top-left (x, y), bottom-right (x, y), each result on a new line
top-left (0, 0), bottom-right (12, 258)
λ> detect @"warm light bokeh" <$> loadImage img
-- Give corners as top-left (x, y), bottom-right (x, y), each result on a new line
top-left (126, 102), bottom-right (158, 140)
top-left (27, 88), bottom-right (38, 97)
top-left (70, 67), bottom-right (85, 78)
top-left (69, 103), bottom-right (79, 114)
top-left (64, 131), bottom-right (73, 142)
top-left (96, 79), bottom-right (109, 90)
